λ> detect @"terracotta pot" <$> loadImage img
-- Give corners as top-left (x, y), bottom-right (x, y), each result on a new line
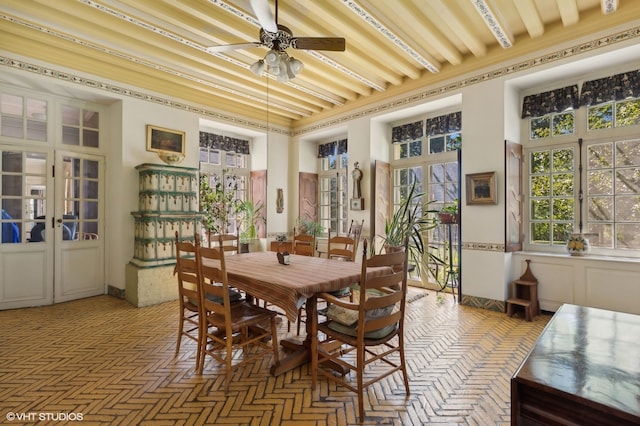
top-left (438, 213), bottom-right (458, 224)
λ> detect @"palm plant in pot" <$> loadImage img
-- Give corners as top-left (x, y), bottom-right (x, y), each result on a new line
top-left (377, 180), bottom-right (445, 281)
top-left (238, 199), bottom-right (266, 252)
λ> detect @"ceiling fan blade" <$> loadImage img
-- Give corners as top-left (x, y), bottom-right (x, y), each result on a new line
top-left (291, 37), bottom-right (346, 52)
top-left (206, 42), bottom-right (262, 52)
top-left (249, 0), bottom-right (278, 33)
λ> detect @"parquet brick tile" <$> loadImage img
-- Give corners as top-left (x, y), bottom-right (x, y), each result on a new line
top-left (0, 291), bottom-right (549, 425)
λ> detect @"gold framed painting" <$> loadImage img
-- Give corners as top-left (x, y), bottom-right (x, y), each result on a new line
top-left (146, 125), bottom-right (185, 155)
top-left (466, 171), bottom-right (497, 205)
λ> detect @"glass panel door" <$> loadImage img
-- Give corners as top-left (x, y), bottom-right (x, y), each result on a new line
top-left (54, 151), bottom-right (104, 303)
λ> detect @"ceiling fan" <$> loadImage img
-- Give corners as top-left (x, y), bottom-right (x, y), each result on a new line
top-left (207, 0), bottom-right (346, 81)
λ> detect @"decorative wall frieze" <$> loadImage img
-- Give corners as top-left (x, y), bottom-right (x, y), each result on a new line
top-left (462, 242), bottom-right (505, 252)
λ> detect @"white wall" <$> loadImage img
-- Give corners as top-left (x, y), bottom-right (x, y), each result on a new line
top-left (459, 79), bottom-right (510, 301)
top-left (347, 118), bottom-right (373, 241)
top-left (112, 99), bottom-right (200, 290)
top-left (512, 252), bottom-right (640, 315)
top-left (266, 131), bottom-right (288, 234)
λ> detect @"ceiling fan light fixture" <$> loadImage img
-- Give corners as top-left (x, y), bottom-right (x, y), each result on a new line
top-left (253, 46), bottom-right (305, 82)
top-left (250, 59), bottom-right (265, 75)
top-left (288, 57), bottom-right (303, 75)
top-left (264, 49), bottom-right (279, 66)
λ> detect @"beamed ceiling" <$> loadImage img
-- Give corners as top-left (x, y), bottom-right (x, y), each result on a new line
top-left (1, 0), bottom-right (639, 130)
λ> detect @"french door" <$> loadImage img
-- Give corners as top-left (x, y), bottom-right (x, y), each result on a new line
top-left (0, 148), bottom-right (105, 309)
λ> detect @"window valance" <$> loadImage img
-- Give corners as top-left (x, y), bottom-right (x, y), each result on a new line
top-left (199, 132), bottom-right (250, 154)
top-left (391, 120), bottom-right (423, 143)
top-left (318, 139), bottom-right (347, 158)
top-left (579, 69), bottom-right (640, 107)
top-left (521, 85), bottom-right (579, 118)
top-left (426, 111), bottom-right (461, 136)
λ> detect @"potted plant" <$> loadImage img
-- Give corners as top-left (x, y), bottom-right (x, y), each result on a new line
top-left (238, 199), bottom-right (266, 253)
top-left (295, 217), bottom-right (324, 236)
top-left (377, 180), bottom-right (445, 279)
top-left (199, 171), bottom-right (242, 247)
top-left (438, 199), bottom-right (459, 224)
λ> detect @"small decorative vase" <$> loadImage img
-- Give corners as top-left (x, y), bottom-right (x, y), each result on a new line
top-left (566, 233), bottom-right (590, 256)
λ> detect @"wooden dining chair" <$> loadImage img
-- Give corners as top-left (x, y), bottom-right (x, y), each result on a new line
top-left (291, 227), bottom-right (317, 334)
top-left (174, 232), bottom-right (204, 368)
top-left (326, 230), bottom-right (359, 301)
top-left (195, 234), bottom-right (280, 392)
top-left (293, 227), bottom-right (316, 257)
top-left (311, 238), bottom-right (410, 421)
top-left (210, 229), bottom-right (240, 254)
top-left (346, 219), bottom-right (364, 250)
top-left (327, 230), bottom-right (358, 262)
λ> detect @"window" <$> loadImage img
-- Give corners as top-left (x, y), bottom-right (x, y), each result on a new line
top-left (390, 112), bottom-right (461, 283)
top-left (1, 93), bottom-right (48, 141)
top-left (198, 131), bottom-right (250, 241)
top-left (528, 147), bottom-right (575, 245)
top-left (318, 139), bottom-right (348, 235)
top-left (530, 111), bottom-right (575, 139)
top-left (587, 98), bottom-right (640, 130)
top-left (199, 132), bottom-right (249, 169)
top-left (586, 139), bottom-right (640, 250)
top-left (61, 105), bottom-right (99, 148)
top-left (522, 70), bottom-right (640, 256)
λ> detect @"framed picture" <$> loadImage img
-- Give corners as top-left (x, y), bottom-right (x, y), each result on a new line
top-left (466, 171), bottom-right (497, 205)
top-left (146, 125), bottom-right (185, 155)
top-left (350, 198), bottom-right (364, 210)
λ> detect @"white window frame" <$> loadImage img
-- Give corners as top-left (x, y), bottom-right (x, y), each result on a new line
top-left (199, 133), bottom-right (251, 237)
top-left (390, 112), bottom-right (461, 283)
top-left (521, 97), bottom-right (640, 257)
top-left (318, 148), bottom-right (348, 236)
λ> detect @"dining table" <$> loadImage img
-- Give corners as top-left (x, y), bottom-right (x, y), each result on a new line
top-left (215, 250), bottom-right (387, 376)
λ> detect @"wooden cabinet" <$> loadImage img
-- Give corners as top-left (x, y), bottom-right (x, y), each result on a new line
top-left (511, 304), bottom-right (640, 425)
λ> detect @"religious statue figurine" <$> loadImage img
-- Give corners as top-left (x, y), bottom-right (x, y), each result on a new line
top-left (352, 162), bottom-right (363, 199)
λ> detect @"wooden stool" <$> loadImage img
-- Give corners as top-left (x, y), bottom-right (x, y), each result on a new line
top-left (506, 260), bottom-right (539, 321)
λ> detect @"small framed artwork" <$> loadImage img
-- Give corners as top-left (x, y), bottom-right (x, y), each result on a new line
top-left (466, 171), bottom-right (497, 205)
top-left (350, 198), bottom-right (364, 210)
top-left (146, 125), bottom-right (185, 155)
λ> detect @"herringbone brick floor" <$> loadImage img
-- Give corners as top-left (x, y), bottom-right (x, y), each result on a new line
top-left (0, 289), bottom-right (549, 425)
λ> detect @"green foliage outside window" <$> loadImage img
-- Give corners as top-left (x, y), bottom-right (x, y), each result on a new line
top-left (531, 112), bottom-right (575, 139)
top-left (588, 98), bottom-right (640, 130)
top-left (529, 148), bottom-right (575, 245)
top-left (616, 99), bottom-right (640, 127)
